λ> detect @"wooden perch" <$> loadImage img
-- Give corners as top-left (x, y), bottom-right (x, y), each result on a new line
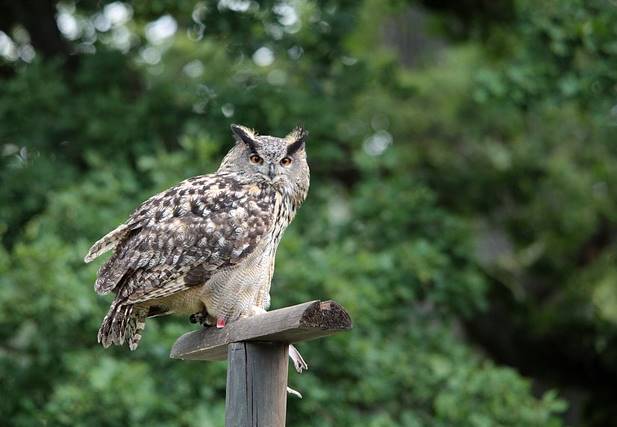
top-left (170, 300), bottom-right (352, 427)
top-left (170, 300), bottom-right (352, 361)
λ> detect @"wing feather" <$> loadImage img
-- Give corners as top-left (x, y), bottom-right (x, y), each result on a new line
top-left (90, 173), bottom-right (276, 303)
top-left (84, 224), bottom-right (129, 263)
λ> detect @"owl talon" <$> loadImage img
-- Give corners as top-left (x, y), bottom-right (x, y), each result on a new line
top-left (189, 310), bottom-right (215, 326)
top-left (289, 344), bottom-right (308, 373)
top-left (287, 386), bottom-right (302, 399)
top-left (240, 305), bottom-right (267, 318)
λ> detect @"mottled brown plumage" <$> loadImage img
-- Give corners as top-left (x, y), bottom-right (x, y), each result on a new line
top-left (85, 124), bottom-right (309, 350)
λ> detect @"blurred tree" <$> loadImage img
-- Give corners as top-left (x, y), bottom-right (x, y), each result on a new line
top-left (1, 0), bottom-right (615, 426)
top-left (0, 0), bottom-right (71, 59)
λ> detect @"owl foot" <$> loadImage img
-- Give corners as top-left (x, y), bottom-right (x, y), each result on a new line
top-left (289, 344), bottom-right (308, 373)
top-left (287, 386), bottom-right (302, 399)
top-left (242, 305), bottom-right (267, 317)
top-left (189, 313), bottom-right (203, 324)
top-left (287, 345), bottom-right (307, 398)
top-left (189, 310), bottom-right (215, 326)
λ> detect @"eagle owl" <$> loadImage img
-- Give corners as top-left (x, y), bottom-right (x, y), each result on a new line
top-left (85, 124), bottom-right (309, 350)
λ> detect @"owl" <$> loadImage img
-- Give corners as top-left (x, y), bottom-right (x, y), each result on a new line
top-left (84, 124), bottom-right (309, 351)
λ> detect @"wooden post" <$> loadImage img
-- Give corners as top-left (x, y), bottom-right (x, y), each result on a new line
top-left (225, 342), bottom-right (289, 426)
top-left (170, 300), bottom-right (352, 426)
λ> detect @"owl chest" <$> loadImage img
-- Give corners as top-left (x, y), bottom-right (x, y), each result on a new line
top-left (199, 197), bottom-right (293, 306)
top-left (213, 243), bottom-right (275, 290)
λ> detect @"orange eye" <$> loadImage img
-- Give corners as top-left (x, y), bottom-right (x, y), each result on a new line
top-left (249, 154), bottom-right (263, 164)
top-left (280, 157), bottom-right (292, 166)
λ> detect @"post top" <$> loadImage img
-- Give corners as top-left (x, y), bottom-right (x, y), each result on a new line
top-left (170, 300), bottom-right (352, 361)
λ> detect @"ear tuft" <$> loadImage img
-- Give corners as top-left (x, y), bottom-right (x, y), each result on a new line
top-left (286, 126), bottom-right (308, 143)
top-left (286, 126), bottom-right (308, 156)
top-left (230, 124), bottom-right (258, 151)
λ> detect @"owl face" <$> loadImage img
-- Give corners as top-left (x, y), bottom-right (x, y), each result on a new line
top-left (222, 124), bottom-right (309, 195)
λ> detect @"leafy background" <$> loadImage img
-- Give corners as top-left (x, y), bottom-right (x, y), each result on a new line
top-left (1, 0), bottom-right (616, 426)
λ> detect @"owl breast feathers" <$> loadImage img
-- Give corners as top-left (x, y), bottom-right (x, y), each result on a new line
top-left (85, 124), bottom-right (309, 350)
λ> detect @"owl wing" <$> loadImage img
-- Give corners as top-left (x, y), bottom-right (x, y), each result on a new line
top-left (88, 173), bottom-right (277, 303)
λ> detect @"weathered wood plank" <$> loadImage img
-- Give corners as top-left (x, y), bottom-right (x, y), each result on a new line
top-left (170, 300), bottom-right (352, 361)
top-left (225, 342), bottom-right (288, 427)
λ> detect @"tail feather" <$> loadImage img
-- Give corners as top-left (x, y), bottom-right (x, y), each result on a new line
top-left (84, 224), bottom-right (129, 263)
top-left (128, 310), bottom-right (147, 351)
top-left (97, 303), bottom-right (118, 348)
top-left (94, 267), bottom-right (126, 295)
top-left (98, 301), bottom-right (148, 350)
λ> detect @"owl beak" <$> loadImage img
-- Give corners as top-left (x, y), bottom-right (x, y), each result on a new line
top-left (268, 163), bottom-right (276, 179)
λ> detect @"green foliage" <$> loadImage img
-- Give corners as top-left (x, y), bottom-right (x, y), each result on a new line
top-left (474, 0), bottom-right (617, 110)
top-left (3, 0), bottom-right (616, 425)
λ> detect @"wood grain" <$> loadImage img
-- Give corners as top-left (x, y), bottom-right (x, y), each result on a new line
top-left (225, 342), bottom-right (288, 427)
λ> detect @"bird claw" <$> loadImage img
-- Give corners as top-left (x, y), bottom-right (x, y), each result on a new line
top-left (286, 345), bottom-right (307, 398)
top-left (289, 344), bottom-right (308, 373)
top-left (189, 310), bottom-right (215, 326)
top-left (287, 386), bottom-right (302, 399)
top-left (239, 305), bottom-right (267, 318)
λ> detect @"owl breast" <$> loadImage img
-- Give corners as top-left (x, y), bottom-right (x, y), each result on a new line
top-left (197, 190), bottom-right (295, 321)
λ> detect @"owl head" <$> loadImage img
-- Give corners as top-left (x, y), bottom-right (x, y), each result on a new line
top-left (219, 124), bottom-right (310, 197)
